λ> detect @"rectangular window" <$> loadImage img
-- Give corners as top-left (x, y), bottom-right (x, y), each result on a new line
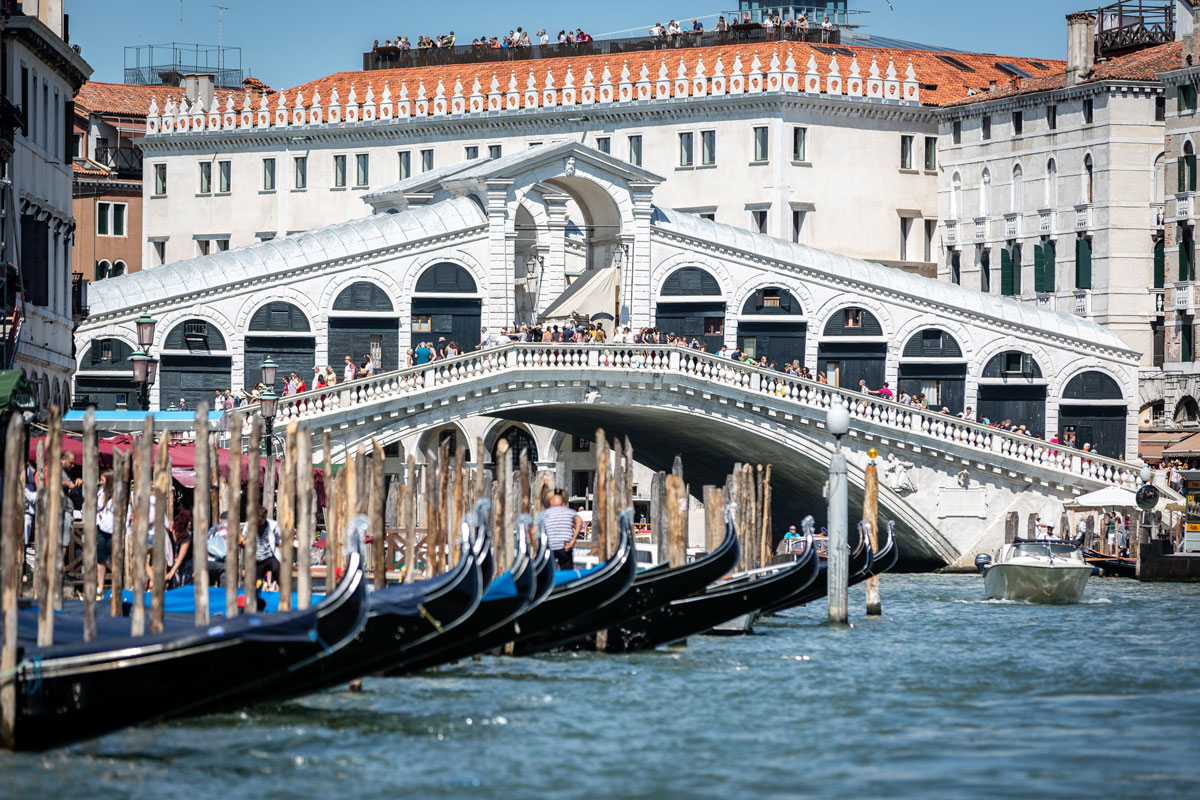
top-left (572, 436), bottom-right (591, 452)
top-left (701, 130), bottom-right (716, 165)
top-left (97, 202), bottom-right (110, 236)
top-left (981, 115), bottom-right (992, 141)
top-left (412, 315), bottom-right (432, 332)
top-left (1180, 227), bottom-right (1195, 281)
top-left (1156, 95), bottom-right (1166, 122)
top-left (1180, 84), bottom-right (1198, 113)
top-left (154, 164), bottom-right (167, 195)
top-left (1004, 352), bottom-right (1023, 373)
top-left (215, 238), bottom-right (229, 252)
top-left (792, 127), bottom-right (807, 162)
top-left (1076, 235), bottom-right (1093, 289)
top-left (753, 126), bottom-right (769, 162)
top-left (333, 154), bottom-right (347, 187)
top-left (294, 156), bottom-right (307, 188)
top-left (71, 132), bottom-right (82, 159)
top-left (679, 132), bottom-right (694, 166)
top-left (1185, 321), bottom-right (1196, 363)
top-left (197, 239), bottom-right (210, 256)
top-left (151, 240), bottom-right (166, 266)
top-left (980, 247), bottom-right (991, 292)
top-left (762, 289), bottom-right (782, 308)
top-left (199, 161), bottom-right (211, 194)
top-left (421, 149), bottom-right (434, 171)
top-left (398, 151), bottom-right (411, 180)
top-left (112, 203), bottom-right (126, 237)
top-left (924, 219), bottom-right (935, 262)
top-left (699, 212), bottom-right (716, 221)
top-left (704, 317), bottom-right (724, 336)
top-left (924, 137), bottom-right (937, 171)
top-left (1000, 244), bottom-right (1022, 296)
top-left (628, 135), bottom-right (643, 166)
top-left (1047, 104), bottom-right (1057, 130)
top-left (950, 250), bottom-right (961, 285)
top-left (899, 217), bottom-right (912, 260)
top-left (751, 209), bottom-right (768, 234)
top-left (465, 145), bottom-right (479, 160)
top-left (952, 120), bottom-right (962, 145)
top-left (844, 309), bottom-right (862, 328)
top-left (1034, 239), bottom-right (1057, 292)
top-left (792, 210), bottom-right (806, 243)
top-left (596, 137), bottom-right (610, 155)
top-left (1083, 98), bottom-right (1094, 124)
top-left (571, 470), bottom-right (595, 499)
top-left (217, 160), bottom-right (231, 192)
top-left (488, 144), bottom-right (502, 159)
top-left (262, 157), bottom-right (276, 191)
top-left (900, 135), bottom-right (914, 170)
top-left (1012, 110), bottom-right (1023, 136)
top-left (355, 153), bottom-right (369, 186)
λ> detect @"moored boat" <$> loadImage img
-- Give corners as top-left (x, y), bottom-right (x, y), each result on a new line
top-left (978, 539), bottom-right (1093, 603)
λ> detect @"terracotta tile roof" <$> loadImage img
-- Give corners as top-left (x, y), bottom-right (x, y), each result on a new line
top-left (76, 80), bottom-right (274, 117)
top-left (286, 41), bottom-right (1063, 109)
top-left (942, 40), bottom-right (1180, 108)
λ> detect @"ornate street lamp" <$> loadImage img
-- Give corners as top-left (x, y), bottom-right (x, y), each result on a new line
top-left (259, 357), bottom-right (279, 456)
top-left (130, 313), bottom-right (158, 412)
top-left (134, 312), bottom-right (157, 349)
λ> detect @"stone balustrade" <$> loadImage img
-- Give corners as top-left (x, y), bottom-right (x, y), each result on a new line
top-left (235, 342), bottom-right (1139, 488)
top-left (143, 51), bottom-right (921, 136)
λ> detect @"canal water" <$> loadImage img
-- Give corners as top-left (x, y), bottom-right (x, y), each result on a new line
top-left (4, 574), bottom-right (1198, 798)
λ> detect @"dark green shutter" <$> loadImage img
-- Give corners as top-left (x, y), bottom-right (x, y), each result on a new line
top-left (1032, 244), bottom-right (1044, 291)
top-left (1180, 157), bottom-right (1187, 194)
top-left (1076, 237), bottom-right (1092, 289)
top-left (1185, 322), bottom-right (1195, 363)
top-left (1000, 247), bottom-right (1013, 295)
top-left (1012, 244), bottom-right (1022, 295)
top-left (1154, 238), bottom-right (1166, 289)
top-left (1182, 235), bottom-right (1196, 281)
top-left (1190, 155), bottom-right (1198, 192)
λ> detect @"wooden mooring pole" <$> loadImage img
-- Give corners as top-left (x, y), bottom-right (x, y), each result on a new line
top-left (864, 448), bottom-right (882, 617)
top-left (297, 427), bottom-right (315, 609)
top-left (225, 413), bottom-right (243, 617)
top-left (278, 422), bottom-right (298, 611)
top-left (192, 405), bottom-right (211, 625)
top-left (81, 409), bottom-right (98, 641)
top-left (1, 414), bottom-right (25, 747)
top-left (129, 416), bottom-right (152, 636)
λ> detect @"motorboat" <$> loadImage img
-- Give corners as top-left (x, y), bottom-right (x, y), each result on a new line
top-left (977, 538), bottom-right (1093, 603)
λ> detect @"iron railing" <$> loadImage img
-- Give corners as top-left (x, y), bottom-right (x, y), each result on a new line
top-left (71, 272), bottom-right (88, 319)
top-left (1096, 1), bottom-right (1174, 55)
top-left (94, 145), bottom-right (142, 175)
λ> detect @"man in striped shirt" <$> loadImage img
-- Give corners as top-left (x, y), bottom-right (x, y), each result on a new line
top-left (543, 489), bottom-right (582, 570)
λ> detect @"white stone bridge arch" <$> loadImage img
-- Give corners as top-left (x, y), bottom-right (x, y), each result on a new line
top-left (239, 343), bottom-right (1144, 569)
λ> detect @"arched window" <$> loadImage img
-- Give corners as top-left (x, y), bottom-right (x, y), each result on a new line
top-left (110, 260), bottom-right (126, 277)
top-left (1083, 154), bottom-right (1094, 205)
top-left (1183, 141), bottom-right (1196, 194)
top-left (414, 262), bottom-right (477, 293)
top-left (95, 260), bottom-right (110, 281)
top-left (1011, 164), bottom-right (1023, 214)
top-left (980, 169), bottom-right (991, 217)
top-left (660, 267), bottom-right (722, 296)
top-left (1153, 152), bottom-right (1165, 203)
top-left (492, 426), bottom-right (537, 468)
top-left (1045, 158), bottom-right (1058, 209)
top-left (951, 172), bottom-right (962, 219)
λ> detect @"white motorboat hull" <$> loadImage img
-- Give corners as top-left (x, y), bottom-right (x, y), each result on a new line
top-left (983, 563), bottom-right (1092, 604)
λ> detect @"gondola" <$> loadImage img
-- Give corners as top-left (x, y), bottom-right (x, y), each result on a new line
top-left (759, 523), bottom-right (875, 615)
top-left (866, 525), bottom-right (899, 577)
top-left (1084, 548), bottom-right (1137, 578)
top-left (385, 513), bottom-right (549, 675)
top-left (4, 552), bottom-right (368, 751)
top-left (260, 509), bottom-right (488, 700)
top-left (602, 530), bottom-right (819, 653)
top-left (512, 511), bottom-right (741, 655)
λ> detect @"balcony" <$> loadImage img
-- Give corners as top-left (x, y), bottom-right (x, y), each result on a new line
top-left (1034, 292), bottom-right (1054, 310)
top-left (1038, 209), bottom-right (1053, 234)
top-left (1153, 288), bottom-right (1165, 313)
top-left (1071, 290), bottom-right (1090, 317)
top-left (1176, 193), bottom-right (1193, 221)
top-left (1004, 213), bottom-right (1020, 240)
top-left (1169, 281), bottom-right (1197, 313)
top-left (944, 220), bottom-right (958, 246)
top-left (973, 216), bottom-right (987, 242)
top-left (94, 145), bottom-right (143, 176)
top-left (71, 272), bottom-right (88, 320)
top-left (1074, 204), bottom-right (1091, 231)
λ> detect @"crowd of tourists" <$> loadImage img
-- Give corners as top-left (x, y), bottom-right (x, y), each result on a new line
top-left (371, 26), bottom-right (598, 53)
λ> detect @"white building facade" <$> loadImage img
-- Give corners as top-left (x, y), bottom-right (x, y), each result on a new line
top-left (2, 1), bottom-right (91, 409)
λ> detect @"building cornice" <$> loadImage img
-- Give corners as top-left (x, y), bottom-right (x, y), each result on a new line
top-left (937, 79), bottom-right (1163, 120)
top-left (4, 16), bottom-right (92, 91)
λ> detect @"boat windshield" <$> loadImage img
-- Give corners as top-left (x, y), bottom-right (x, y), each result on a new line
top-left (1012, 543), bottom-right (1078, 558)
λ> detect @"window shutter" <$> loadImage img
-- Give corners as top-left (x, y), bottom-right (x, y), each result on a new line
top-left (754, 289), bottom-right (764, 310)
top-left (1076, 237), bottom-right (1092, 289)
top-left (1000, 247), bottom-right (1013, 296)
top-left (1154, 239), bottom-right (1166, 289)
top-left (1033, 243), bottom-right (1045, 291)
top-left (1185, 323), bottom-right (1195, 363)
top-left (1181, 157), bottom-right (1188, 194)
top-left (1190, 155), bottom-right (1198, 192)
top-left (1012, 244), bottom-right (1022, 295)
top-left (90, 340), bottom-right (102, 365)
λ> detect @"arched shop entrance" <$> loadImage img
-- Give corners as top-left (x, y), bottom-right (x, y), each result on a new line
top-left (655, 267), bottom-right (726, 352)
top-left (1058, 371), bottom-right (1127, 457)
top-left (75, 338), bottom-right (138, 410)
top-left (244, 302), bottom-right (315, 392)
top-left (411, 263), bottom-right (482, 351)
top-left (159, 319), bottom-right (233, 410)
top-left (329, 282), bottom-right (399, 372)
top-left (897, 328), bottom-right (966, 415)
top-left (978, 350), bottom-right (1047, 435)
top-left (736, 286), bottom-right (806, 366)
top-left (818, 307), bottom-right (886, 390)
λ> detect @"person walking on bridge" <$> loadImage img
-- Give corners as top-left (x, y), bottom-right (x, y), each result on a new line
top-left (544, 489), bottom-right (582, 570)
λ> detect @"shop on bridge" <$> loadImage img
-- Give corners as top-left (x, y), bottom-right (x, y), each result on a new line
top-left (1058, 371), bottom-right (1126, 457)
top-left (329, 282), bottom-right (399, 372)
top-left (735, 287), bottom-right (806, 366)
top-left (897, 328), bottom-right (966, 415)
top-left (817, 307), bottom-right (887, 391)
top-left (245, 302), bottom-right (315, 393)
top-left (411, 263), bottom-right (482, 351)
top-left (655, 267), bottom-right (726, 352)
top-left (977, 350), bottom-right (1046, 434)
top-left (158, 320), bottom-right (233, 410)
top-left (74, 338), bottom-right (138, 410)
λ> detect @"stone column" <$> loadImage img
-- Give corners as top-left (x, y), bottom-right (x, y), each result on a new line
top-left (485, 179), bottom-right (515, 329)
top-left (628, 183), bottom-right (657, 329)
top-left (540, 190), bottom-right (570, 315)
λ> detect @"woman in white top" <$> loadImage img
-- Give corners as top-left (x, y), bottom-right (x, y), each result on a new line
top-left (96, 470), bottom-right (115, 596)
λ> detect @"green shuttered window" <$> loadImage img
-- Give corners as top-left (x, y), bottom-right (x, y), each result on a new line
top-left (1075, 236), bottom-right (1092, 290)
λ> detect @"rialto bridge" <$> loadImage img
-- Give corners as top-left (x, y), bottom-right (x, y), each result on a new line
top-left (74, 142), bottom-right (1144, 566)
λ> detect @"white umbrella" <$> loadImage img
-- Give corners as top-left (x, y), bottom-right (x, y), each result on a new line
top-left (1068, 485), bottom-right (1137, 509)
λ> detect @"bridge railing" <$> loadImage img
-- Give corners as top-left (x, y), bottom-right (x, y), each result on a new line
top-left (238, 342), bottom-right (1140, 487)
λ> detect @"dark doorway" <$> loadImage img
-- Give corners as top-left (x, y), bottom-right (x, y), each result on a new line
top-left (75, 338), bottom-right (138, 410)
top-left (159, 320), bottom-right (232, 409)
top-left (656, 267), bottom-right (726, 352)
top-left (1058, 371), bottom-right (1126, 457)
top-left (330, 282), bottom-right (399, 371)
top-left (897, 329), bottom-right (966, 414)
top-left (492, 426), bottom-right (537, 468)
top-left (818, 307), bottom-right (886, 390)
top-left (412, 263), bottom-right (482, 351)
top-left (737, 287), bottom-right (806, 366)
top-left (244, 302), bottom-right (315, 392)
top-left (979, 350), bottom-right (1047, 433)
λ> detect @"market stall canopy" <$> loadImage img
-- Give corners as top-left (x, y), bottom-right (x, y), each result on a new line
top-left (1161, 431), bottom-right (1200, 459)
top-left (1068, 486), bottom-right (1138, 509)
top-left (539, 266), bottom-right (619, 329)
top-left (1138, 429), bottom-right (1194, 463)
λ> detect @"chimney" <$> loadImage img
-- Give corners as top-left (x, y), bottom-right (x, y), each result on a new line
top-left (1066, 11), bottom-right (1096, 85)
top-left (182, 74), bottom-right (216, 111)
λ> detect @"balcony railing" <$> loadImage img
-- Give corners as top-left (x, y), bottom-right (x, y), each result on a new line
top-left (1097, 1), bottom-right (1175, 56)
top-left (974, 217), bottom-right (987, 242)
top-left (944, 220), bottom-right (958, 246)
top-left (362, 26), bottom-right (843, 72)
top-left (94, 145), bottom-right (142, 176)
top-left (71, 272), bottom-right (88, 319)
top-left (1153, 288), bottom-right (1165, 313)
top-left (1004, 213), bottom-right (1020, 240)
top-left (1038, 209), bottom-right (1053, 234)
top-left (1075, 205), bottom-right (1091, 231)
top-left (1170, 281), bottom-right (1196, 313)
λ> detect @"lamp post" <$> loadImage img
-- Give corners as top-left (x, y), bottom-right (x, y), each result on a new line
top-left (826, 401), bottom-right (850, 625)
top-left (259, 357), bottom-right (279, 457)
top-left (130, 313), bottom-right (157, 411)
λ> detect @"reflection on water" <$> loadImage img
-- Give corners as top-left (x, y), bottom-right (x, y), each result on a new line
top-left (4, 574), bottom-right (1198, 798)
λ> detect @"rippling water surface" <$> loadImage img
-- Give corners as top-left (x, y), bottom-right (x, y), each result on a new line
top-left (4, 574), bottom-right (1198, 798)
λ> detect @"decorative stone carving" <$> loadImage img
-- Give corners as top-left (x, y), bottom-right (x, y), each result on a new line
top-left (885, 453), bottom-right (918, 495)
